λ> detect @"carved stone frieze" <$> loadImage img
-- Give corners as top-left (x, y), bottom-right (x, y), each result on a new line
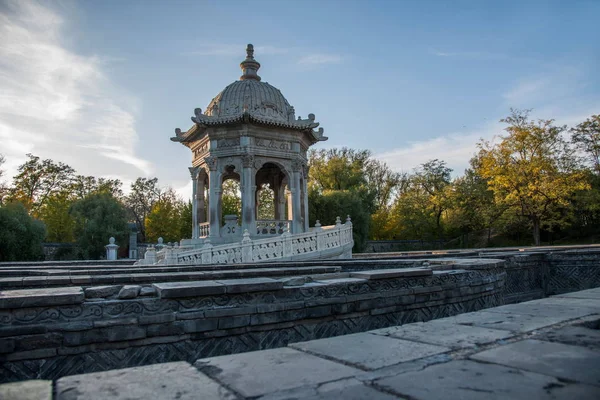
top-left (241, 154), bottom-right (254, 168)
top-left (255, 138), bottom-right (290, 151)
top-left (217, 138), bottom-right (240, 149)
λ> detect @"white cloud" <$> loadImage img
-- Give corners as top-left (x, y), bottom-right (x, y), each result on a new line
top-left (0, 1), bottom-right (151, 184)
top-left (298, 53), bottom-right (343, 65)
top-left (429, 49), bottom-right (507, 60)
top-left (375, 124), bottom-right (500, 176)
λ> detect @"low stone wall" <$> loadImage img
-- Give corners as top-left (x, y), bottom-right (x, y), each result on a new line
top-left (0, 259), bottom-right (505, 382)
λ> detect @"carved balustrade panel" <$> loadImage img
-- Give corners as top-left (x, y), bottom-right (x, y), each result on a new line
top-left (256, 220), bottom-right (290, 235)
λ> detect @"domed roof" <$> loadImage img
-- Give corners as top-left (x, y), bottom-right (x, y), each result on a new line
top-left (204, 79), bottom-right (295, 125)
top-left (172, 44), bottom-right (327, 143)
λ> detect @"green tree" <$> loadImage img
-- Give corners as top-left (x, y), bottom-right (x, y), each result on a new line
top-left (70, 193), bottom-right (129, 259)
top-left (145, 188), bottom-right (186, 243)
top-left (0, 202), bottom-right (46, 261)
top-left (37, 191), bottom-right (75, 242)
top-left (308, 189), bottom-right (370, 252)
top-left (72, 175), bottom-right (124, 199)
top-left (8, 154), bottom-right (75, 216)
top-left (221, 179), bottom-right (241, 221)
top-left (571, 114), bottom-right (600, 175)
top-left (125, 177), bottom-right (161, 242)
top-left (477, 109), bottom-right (589, 246)
top-left (257, 183), bottom-right (275, 220)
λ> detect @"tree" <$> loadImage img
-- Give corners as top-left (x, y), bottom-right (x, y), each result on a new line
top-left (145, 188), bottom-right (186, 243)
top-left (257, 183), bottom-right (275, 220)
top-left (70, 193), bottom-right (129, 259)
top-left (571, 114), bottom-right (600, 175)
top-left (308, 189), bottom-right (370, 252)
top-left (0, 153), bottom-right (6, 205)
top-left (71, 175), bottom-right (124, 199)
top-left (37, 191), bottom-right (75, 242)
top-left (308, 148), bottom-right (371, 191)
top-left (476, 109), bottom-right (589, 245)
top-left (221, 179), bottom-right (241, 221)
top-left (8, 154), bottom-right (75, 216)
top-left (0, 202), bottom-right (46, 261)
top-left (125, 177), bottom-right (161, 242)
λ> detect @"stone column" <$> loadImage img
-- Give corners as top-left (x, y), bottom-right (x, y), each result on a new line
top-left (274, 181), bottom-right (286, 221)
top-left (241, 155), bottom-right (256, 235)
top-left (302, 166), bottom-right (310, 231)
top-left (198, 172), bottom-right (207, 224)
top-left (205, 157), bottom-right (220, 240)
top-left (189, 167), bottom-right (199, 239)
top-left (291, 161), bottom-right (303, 234)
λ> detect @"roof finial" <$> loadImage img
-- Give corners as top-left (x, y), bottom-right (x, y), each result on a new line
top-left (240, 43), bottom-right (261, 81)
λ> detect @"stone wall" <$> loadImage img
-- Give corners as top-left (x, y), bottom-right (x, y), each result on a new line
top-left (364, 240), bottom-right (448, 253)
top-left (0, 259), bottom-right (505, 382)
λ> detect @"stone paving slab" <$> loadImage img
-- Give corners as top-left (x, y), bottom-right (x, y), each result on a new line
top-left (55, 361), bottom-right (236, 400)
top-left (554, 288), bottom-right (600, 300)
top-left (370, 319), bottom-right (514, 349)
top-left (290, 332), bottom-right (449, 370)
top-left (538, 324), bottom-right (600, 351)
top-left (373, 359), bottom-right (600, 400)
top-left (195, 347), bottom-right (360, 398)
top-left (484, 299), bottom-right (599, 318)
top-left (215, 277), bottom-right (283, 293)
top-left (440, 310), bottom-right (579, 333)
top-left (350, 267), bottom-right (432, 280)
top-left (153, 281), bottom-right (226, 298)
top-left (259, 377), bottom-right (401, 400)
top-left (471, 339), bottom-right (600, 386)
top-left (0, 287), bottom-right (84, 309)
top-left (0, 379), bottom-right (52, 400)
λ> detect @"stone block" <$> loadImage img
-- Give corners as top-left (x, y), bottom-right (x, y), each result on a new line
top-left (64, 326), bottom-right (146, 346)
top-left (138, 313), bottom-right (176, 325)
top-left (0, 324), bottom-right (47, 338)
top-left (4, 348), bottom-right (57, 361)
top-left (56, 361), bottom-right (236, 400)
top-left (250, 308), bottom-right (307, 325)
top-left (15, 332), bottom-right (63, 351)
top-left (117, 285), bottom-right (141, 299)
top-left (50, 321), bottom-right (94, 332)
top-left (218, 315), bottom-right (250, 329)
top-left (471, 339), bottom-right (600, 386)
top-left (0, 338), bottom-right (15, 353)
top-left (84, 285), bottom-right (122, 298)
top-left (0, 380), bottom-right (52, 400)
top-left (373, 359), bottom-right (600, 400)
top-left (555, 287), bottom-right (600, 300)
top-left (290, 333), bottom-right (449, 370)
top-left (350, 267), bottom-right (433, 280)
top-left (139, 286), bottom-right (156, 296)
top-left (216, 277), bottom-right (284, 293)
top-left (255, 301), bottom-right (305, 314)
top-left (93, 317), bottom-right (138, 328)
top-left (146, 322), bottom-right (185, 337)
top-left (196, 347), bottom-right (359, 398)
top-left (305, 305), bottom-right (332, 319)
top-left (204, 305), bottom-right (257, 318)
top-left (153, 281), bottom-right (225, 298)
top-left (370, 319), bottom-right (514, 349)
top-left (0, 287), bottom-right (84, 309)
top-left (176, 310), bottom-right (205, 320)
top-left (183, 319), bottom-right (219, 333)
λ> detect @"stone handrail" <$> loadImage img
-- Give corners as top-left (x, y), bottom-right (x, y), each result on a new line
top-left (256, 220), bottom-right (291, 235)
top-left (199, 222), bottom-right (210, 237)
top-left (168, 217), bottom-right (353, 265)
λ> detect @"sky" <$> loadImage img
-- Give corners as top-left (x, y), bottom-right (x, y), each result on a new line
top-left (1, 0), bottom-right (599, 199)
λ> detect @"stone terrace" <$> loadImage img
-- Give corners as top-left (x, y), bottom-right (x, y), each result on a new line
top-left (2, 287), bottom-right (599, 399)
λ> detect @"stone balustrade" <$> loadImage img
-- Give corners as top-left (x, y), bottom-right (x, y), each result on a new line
top-left (256, 219), bottom-right (291, 235)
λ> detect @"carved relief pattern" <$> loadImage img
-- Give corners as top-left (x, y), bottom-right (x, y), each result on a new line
top-left (252, 241), bottom-right (283, 261)
top-left (203, 156), bottom-right (218, 171)
top-left (217, 138), bottom-right (240, 148)
top-left (193, 142), bottom-right (209, 160)
top-left (292, 236), bottom-right (317, 254)
top-left (255, 138), bottom-right (290, 151)
top-left (241, 154), bottom-right (254, 168)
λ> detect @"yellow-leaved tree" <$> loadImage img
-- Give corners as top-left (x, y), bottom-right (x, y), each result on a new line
top-left (476, 109), bottom-right (589, 246)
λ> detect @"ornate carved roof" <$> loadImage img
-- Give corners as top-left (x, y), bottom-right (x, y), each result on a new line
top-left (172, 44), bottom-right (327, 144)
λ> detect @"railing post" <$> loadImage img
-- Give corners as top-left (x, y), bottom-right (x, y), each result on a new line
top-left (201, 239), bottom-right (213, 264)
top-left (282, 229), bottom-right (293, 257)
top-left (314, 220), bottom-right (323, 251)
top-left (164, 245), bottom-right (177, 265)
top-left (241, 229), bottom-right (253, 263)
top-left (144, 245), bottom-right (157, 265)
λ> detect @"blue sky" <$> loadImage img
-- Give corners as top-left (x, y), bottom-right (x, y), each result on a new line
top-left (1, 0), bottom-right (599, 197)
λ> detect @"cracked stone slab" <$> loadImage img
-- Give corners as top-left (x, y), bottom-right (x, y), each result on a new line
top-left (439, 310), bottom-right (577, 333)
top-left (370, 319), bottom-right (514, 349)
top-left (554, 288), bottom-right (600, 300)
top-left (259, 377), bottom-right (400, 400)
top-left (55, 361), bottom-right (235, 400)
top-left (289, 332), bottom-right (449, 370)
top-left (0, 287), bottom-right (84, 309)
top-left (0, 380), bottom-right (52, 400)
top-left (195, 347), bottom-right (360, 398)
top-left (484, 299), bottom-right (598, 319)
top-left (537, 319), bottom-right (600, 351)
top-left (471, 339), bottom-right (600, 386)
top-left (373, 359), bottom-right (600, 400)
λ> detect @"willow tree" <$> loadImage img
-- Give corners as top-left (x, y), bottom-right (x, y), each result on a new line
top-left (477, 109), bottom-right (589, 245)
